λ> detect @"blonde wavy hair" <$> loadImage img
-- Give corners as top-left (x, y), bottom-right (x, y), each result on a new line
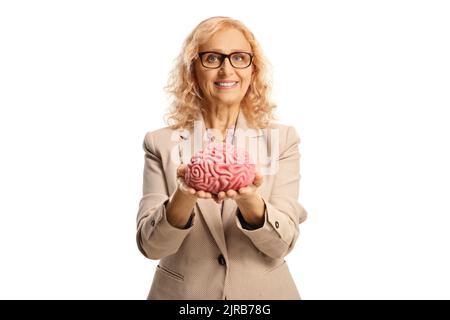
top-left (164, 16), bottom-right (277, 130)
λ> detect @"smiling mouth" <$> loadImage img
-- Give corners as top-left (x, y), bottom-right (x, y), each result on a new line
top-left (214, 81), bottom-right (239, 89)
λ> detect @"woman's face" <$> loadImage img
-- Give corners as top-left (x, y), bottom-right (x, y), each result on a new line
top-left (194, 28), bottom-right (253, 108)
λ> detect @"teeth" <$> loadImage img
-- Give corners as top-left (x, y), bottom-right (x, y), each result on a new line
top-left (215, 82), bottom-right (237, 87)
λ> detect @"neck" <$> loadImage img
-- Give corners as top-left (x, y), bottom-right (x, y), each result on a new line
top-left (202, 103), bottom-right (240, 132)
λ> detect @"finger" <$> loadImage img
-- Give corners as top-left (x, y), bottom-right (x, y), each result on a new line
top-left (177, 177), bottom-right (185, 187)
top-left (227, 190), bottom-right (237, 199)
top-left (180, 181), bottom-right (195, 195)
top-left (177, 177), bottom-right (193, 193)
top-left (218, 191), bottom-right (226, 200)
top-left (253, 172), bottom-right (263, 185)
top-left (176, 178), bottom-right (185, 189)
top-left (178, 183), bottom-right (188, 194)
top-left (196, 190), bottom-right (206, 198)
top-left (239, 187), bottom-right (249, 195)
top-left (177, 164), bottom-right (186, 177)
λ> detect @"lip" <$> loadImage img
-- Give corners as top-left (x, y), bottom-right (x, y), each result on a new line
top-left (214, 80), bottom-right (238, 83)
top-left (214, 80), bottom-right (239, 90)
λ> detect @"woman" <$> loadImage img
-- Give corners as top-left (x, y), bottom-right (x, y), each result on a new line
top-left (136, 16), bottom-right (307, 300)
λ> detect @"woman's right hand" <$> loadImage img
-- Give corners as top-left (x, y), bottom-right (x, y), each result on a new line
top-left (176, 164), bottom-right (222, 203)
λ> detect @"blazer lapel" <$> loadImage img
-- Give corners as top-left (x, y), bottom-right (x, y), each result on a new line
top-left (177, 109), bottom-right (265, 256)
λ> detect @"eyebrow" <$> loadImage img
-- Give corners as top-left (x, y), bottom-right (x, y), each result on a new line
top-left (206, 48), bottom-right (251, 53)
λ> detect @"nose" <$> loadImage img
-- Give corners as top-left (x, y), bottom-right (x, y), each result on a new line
top-left (219, 57), bottom-right (234, 75)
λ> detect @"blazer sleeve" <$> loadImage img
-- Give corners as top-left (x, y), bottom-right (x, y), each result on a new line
top-left (136, 131), bottom-right (194, 260)
top-left (235, 126), bottom-right (307, 259)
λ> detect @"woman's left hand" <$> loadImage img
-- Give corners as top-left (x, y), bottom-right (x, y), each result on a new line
top-left (213, 172), bottom-right (264, 203)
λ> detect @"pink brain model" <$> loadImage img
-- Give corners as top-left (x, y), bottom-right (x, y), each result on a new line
top-left (185, 142), bottom-right (256, 194)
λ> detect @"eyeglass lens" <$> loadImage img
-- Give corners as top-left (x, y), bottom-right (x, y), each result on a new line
top-left (201, 52), bottom-right (252, 68)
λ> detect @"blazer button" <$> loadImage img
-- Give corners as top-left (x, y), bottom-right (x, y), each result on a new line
top-left (217, 254), bottom-right (226, 266)
top-left (150, 220), bottom-right (155, 227)
top-left (275, 221), bottom-right (279, 229)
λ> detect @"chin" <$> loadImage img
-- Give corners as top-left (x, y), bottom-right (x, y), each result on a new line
top-left (217, 99), bottom-right (240, 105)
top-left (214, 94), bottom-right (238, 100)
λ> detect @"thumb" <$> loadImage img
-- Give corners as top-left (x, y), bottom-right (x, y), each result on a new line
top-left (253, 172), bottom-right (263, 186)
top-left (177, 164), bottom-right (187, 177)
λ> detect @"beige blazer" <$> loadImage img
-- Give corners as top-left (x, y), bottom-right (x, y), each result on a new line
top-left (136, 110), bottom-right (307, 300)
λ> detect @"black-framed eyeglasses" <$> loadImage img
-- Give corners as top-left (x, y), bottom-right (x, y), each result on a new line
top-left (198, 51), bottom-right (254, 69)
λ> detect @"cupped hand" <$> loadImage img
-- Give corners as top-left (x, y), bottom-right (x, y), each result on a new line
top-left (177, 165), bottom-right (264, 204)
top-left (176, 164), bottom-right (219, 202)
top-left (214, 172), bottom-right (264, 203)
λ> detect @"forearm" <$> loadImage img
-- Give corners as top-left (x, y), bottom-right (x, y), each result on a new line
top-left (165, 188), bottom-right (197, 228)
top-left (236, 194), bottom-right (265, 227)
top-left (236, 196), bottom-right (306, 259)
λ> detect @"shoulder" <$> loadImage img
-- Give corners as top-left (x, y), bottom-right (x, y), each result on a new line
top-left (143, 126), bottom-right (175, 144)
top-left (142, 126), bottom-right (183, 155)
top-left (265, 122), bottom-right (301, 147)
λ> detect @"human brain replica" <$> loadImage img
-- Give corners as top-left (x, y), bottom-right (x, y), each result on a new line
top-left (185, 142), bottom-right (256, 194)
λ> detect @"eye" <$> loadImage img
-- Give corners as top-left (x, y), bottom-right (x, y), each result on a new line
top-left (205, 53), bottom-right (220, 63)
top-left (232, 54), bottom-right (245, 62)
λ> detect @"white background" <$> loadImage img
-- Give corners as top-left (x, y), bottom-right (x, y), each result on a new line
top-left (1, 0), bottom-right (449, 299)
